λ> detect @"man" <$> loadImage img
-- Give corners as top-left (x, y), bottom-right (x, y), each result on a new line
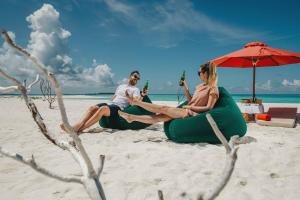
top-left (60, 70), bottom-right (146, 134)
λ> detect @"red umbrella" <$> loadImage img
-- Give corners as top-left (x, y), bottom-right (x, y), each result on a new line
top-left (211, 41), bottom-right (300, 102)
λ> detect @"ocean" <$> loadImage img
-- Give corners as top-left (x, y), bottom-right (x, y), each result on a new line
top-left (71, 94), bottom-right (300, 103)
top-left (2, 93), bottom-right (300, 103)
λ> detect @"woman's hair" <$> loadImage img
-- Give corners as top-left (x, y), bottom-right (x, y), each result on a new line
top-left (200, 62), bottom-right (218, 87)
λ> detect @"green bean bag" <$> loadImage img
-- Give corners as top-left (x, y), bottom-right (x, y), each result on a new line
top-left (163, 87), bottom-right (247, 143)
top-left (99, 95), bottom-right (154, 130)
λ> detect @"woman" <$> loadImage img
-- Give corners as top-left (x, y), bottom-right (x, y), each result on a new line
top-left (118, 62), bottom-right (219, 124)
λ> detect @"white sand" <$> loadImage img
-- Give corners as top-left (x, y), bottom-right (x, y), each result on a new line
top-left (0, 97), bottom-right (300, 200)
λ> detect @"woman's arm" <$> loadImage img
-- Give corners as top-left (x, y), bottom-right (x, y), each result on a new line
top-left (182, 80), bottom-right (192, 102)
top-left (183, 94), bottom-right (218, 113)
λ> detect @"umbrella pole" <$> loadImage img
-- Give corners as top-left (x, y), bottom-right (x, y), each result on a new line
top-left (252, 63), bottom-right (256, 103)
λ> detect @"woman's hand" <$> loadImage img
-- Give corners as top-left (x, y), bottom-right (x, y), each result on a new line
top-left (180, 80), bottom-right (187, 88)
top-left (181, 80), bottom-right (192, 102)
top-left (182, 105), bottom-right (191, 109)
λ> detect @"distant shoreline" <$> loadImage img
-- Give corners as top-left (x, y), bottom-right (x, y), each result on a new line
top-left (1, 93), bottom-right (300, 96)
top-left (1, 93), bottom-right (300, 103)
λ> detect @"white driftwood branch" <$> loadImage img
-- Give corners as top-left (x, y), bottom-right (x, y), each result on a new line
top-left (206, 114), bottom-right (231, 153)
top-left (158, 190), bottom-right (164, 200)
top-left (202, 114), bottom-right (239, 200)
top-left (97, 155), bottom-right (105, 178)
top-left (26, 74), bottom-right (40, 92)
top-left (157, 114), bottom-right (240, 200)
top-left (0, 146), bottom-right (82, 183)
top-left (0, 85), bottom-right (18, 93)
top-left (0, 68), bottom-right (66, 149)
top-left (1, 30), bottom-right (106, 200)
top-left (1, 30), bottom-right (96, 178)
top-left (0, 75), bottom-right (39, 94)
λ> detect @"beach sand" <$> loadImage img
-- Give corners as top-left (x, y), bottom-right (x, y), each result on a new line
top-left (0, 97), bottom-right (300, 200)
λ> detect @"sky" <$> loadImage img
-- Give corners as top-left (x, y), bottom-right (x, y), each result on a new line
top-left (0, 0), bottom-right (300, 94)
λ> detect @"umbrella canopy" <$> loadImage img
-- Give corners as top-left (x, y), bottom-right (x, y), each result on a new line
top-left (211, 41), bottom-right (300, 101)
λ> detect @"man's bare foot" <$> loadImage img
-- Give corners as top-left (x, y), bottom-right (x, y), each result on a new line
top-left (118, 111), bottom-right (133, 123)
top-left (60, 123), bottom-right (80, 134)
top-left (73, 123), bottom-right (82, 133)
top-left (60, 123), bottom-right (68, 133)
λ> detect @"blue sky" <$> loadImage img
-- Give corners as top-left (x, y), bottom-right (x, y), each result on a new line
top-left (0, 0), bottom-right (300, 94)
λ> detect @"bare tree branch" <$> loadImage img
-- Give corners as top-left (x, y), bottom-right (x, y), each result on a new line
top-left (26, 74), bottom-right (40, 92)
top-left (158, 190), bottom-right (164, 200)
top-left (97, 155), bottom-right (105, 178)
top-left (0, 73), bottom-right (39, 94)
top-left (157, 114), bottom-right (240, 200)
top-left (0, 85), bottom-right (19, 93)
top-left (1, 30), bottom-right (97, 178)
top-left (1, 30), bottom-right (106, 200)
top-left (206, 114), bottom-right (231, 153)
top-left (0, 146), bottom-right (82, 183)
top-left (203, 114), bottom-right (239, 200)
top-left (0, 68), bottom-right (66, 148)
top-left (39, 77), bottom-right (56, 108)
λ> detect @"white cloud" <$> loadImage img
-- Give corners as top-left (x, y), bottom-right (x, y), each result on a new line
top-left (26, 4), bottom-right (73, 75)
top-left (117, 78), bottom-right (128, 85)
top-left (257, 80), bottom-right (273, 91)
top-left (0, 4), bottom-right (116, 93)
top-left (103, 0), bottom-right (261, 47)
top-left (282, 79), bottom-right (300, 87)
top-left (81, 62), bottom-right (114, 86)
top-left (0, 31), bottom-right (37, 80)
top-left (254, 79), bottom-right (300, 92)
top-left (104, 0), bottom-right (133, 16)
top-left (166, 81), bottom-right (173, 87)
top-left (50, 65), bottom-right (114, 94)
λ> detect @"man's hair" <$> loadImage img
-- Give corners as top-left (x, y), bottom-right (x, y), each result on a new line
top-left (130, 70), bottom-right (140, 76)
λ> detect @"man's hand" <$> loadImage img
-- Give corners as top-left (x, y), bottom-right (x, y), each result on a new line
top-left (141, 89), bottom-right (148, 97)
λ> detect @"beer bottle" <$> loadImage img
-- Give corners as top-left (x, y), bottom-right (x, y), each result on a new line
top-left (179, 70), bottom-right (185, 86)
top-left (143, 80), bottom-right (149, 93)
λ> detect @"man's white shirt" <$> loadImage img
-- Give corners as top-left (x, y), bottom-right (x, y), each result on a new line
top-left (109, 84), bottom-right (140, 110)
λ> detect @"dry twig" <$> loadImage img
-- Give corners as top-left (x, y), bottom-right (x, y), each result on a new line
top-left (40, 77), bottom-right (56, 108)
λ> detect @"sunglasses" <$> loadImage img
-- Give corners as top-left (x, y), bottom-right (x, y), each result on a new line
top-left (197, 71), bottom-right (202, 76)
top-left (132, 74), bottom-right (140, 80)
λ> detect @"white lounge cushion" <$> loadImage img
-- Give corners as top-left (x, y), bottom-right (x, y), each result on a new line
top-left (256, 118), bottom-right (296, 128)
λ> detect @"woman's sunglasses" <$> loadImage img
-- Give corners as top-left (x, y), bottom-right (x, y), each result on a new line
top-left (197, 71), bottom-right (202, 76)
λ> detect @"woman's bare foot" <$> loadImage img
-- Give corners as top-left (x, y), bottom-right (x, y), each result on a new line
top-left (125, 90), bottom-right (140, 105)
top-left (118, 111), bottom-right (134, 123)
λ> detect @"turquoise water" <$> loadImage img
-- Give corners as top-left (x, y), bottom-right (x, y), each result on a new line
top-left (2, 93), bottom-right (300, 103)
top-left (151, 94), bottom-right (300, 103)
top-left (74, 94), bottom-right (300, 103)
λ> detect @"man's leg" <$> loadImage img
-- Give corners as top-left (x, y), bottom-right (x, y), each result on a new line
top-left (119, 112), bottom-right (172, 124)
top-left (78, 105), bottom-right (111, 132)
top-left (60, 105), bottom-right (99, 133)
top-left (72, 105), bottom-right (101, 131)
